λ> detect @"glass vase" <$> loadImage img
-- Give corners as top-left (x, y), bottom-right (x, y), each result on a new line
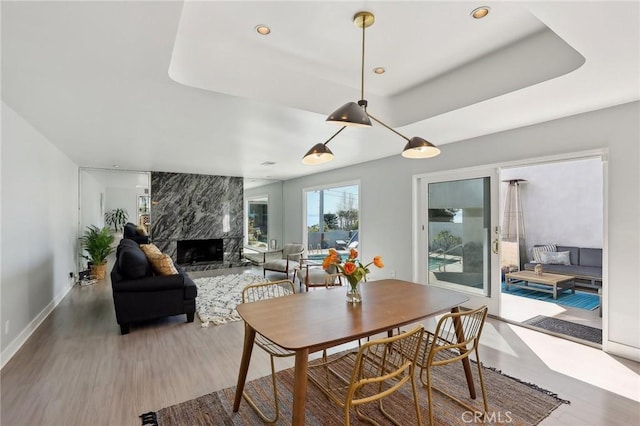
top-left (346, 281), bottom-right (362, 303)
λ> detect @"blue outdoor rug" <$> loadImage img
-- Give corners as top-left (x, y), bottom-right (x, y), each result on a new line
top-left (501, 281), bottom-right (599, 311)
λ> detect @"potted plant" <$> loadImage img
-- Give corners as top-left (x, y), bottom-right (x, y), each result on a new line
top-left (104, 208), bottom-right (129, 233)
top-left (81, 225), bottom-right (115, 280)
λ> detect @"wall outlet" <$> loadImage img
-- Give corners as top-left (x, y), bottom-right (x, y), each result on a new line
top-left (4, 320), bottom-right (9, 335)
top-left (69, 272), bottom-right (74, 278)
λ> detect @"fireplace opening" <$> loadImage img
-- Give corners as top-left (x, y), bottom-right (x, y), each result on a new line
top-left (177, 239), bottom-right (223, 265)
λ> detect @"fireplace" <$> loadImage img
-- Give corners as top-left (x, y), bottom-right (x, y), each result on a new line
top-left (177, 239), bottom-right (223, 265)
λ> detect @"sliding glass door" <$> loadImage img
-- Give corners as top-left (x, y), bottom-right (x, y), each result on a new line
top-left (415, 168), bottom-right (500, 312)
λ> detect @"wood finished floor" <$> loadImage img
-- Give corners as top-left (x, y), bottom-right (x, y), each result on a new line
top-left (1, 265), bottom-right (638, 426)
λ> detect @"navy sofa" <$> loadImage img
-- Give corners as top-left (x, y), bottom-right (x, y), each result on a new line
top-left (111, 239), bottom-right (197, 334)
top-left (523, 245), bottom-right (602, 289)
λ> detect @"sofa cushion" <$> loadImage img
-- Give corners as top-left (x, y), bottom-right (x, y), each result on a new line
top-left (557, 246), bottom-right (580, 265)
top-left (116, 238), bottom-right (139, 258)
top-left (531, 244), bottom-right (557, 263)
top-left (119, 245), bottom-right (151, 279)
top-left (580, 248), bottom-right (602, 267)
top-left (539, 250), bottom-right (571, 265)
top-left (123, 222), bottom-right (138, 238)
top-left (147, 253), bottom-right (179, 276)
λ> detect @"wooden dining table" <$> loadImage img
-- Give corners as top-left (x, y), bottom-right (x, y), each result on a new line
top-left (233, 279), bottom-right (472, 425)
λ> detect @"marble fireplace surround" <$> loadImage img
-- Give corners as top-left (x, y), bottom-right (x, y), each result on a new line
top-left (150, 172), bottom-right (243, 271)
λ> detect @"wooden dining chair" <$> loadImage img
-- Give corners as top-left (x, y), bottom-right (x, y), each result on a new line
top-left (307, 325), bottom-right (425, 425)
top-left (416, 305), bottom-right (489, 425)
top-left (241, 280), bottom-right (296, 423)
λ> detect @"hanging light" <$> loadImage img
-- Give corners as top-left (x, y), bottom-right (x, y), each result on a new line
top-left (302, 11), bottom-right (440, 165)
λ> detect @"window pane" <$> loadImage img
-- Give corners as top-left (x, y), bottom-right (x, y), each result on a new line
top-left (247, 197), bottom-right (268, 249)
top-left (306, 184), bottom-right (359, 260)
top-left (428, 178), bottom-right (490, 295)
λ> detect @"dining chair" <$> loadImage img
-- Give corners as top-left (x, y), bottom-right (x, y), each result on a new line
top-left (296, 259), bottom-right (343, 291)
top-left (416, 305), bottom-right (489, 426)
top-left (307, 324), bottom-right (425, 425)
top-left (241, 279), bottom-right (296, 423)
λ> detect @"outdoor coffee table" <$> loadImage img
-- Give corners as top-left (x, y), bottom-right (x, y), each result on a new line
top-left (505, 270), bottom-right (576, 299)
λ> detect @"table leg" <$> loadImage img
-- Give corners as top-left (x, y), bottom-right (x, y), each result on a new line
top-left (451, 306), bottom-right (476, 399)
top-left (233, 323), bottom-right (256, 412)
top-left (292, 349), bottom-right (309, 425)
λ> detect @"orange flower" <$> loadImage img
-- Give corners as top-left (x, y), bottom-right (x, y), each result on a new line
top-left (349, 248), bottom-right (358, 259)
top-left (373, 256), bottom-right (384, 268)
top-left (342, 262), bottom-right (357, 275)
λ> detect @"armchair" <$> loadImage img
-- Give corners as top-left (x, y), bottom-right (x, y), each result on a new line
top-left (262, 243), bottom-right (304, 278)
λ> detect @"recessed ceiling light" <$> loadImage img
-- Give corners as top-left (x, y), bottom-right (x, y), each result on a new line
top-left (112, 164), bottom-right (120, 168)
top-left (260, 161), bottom-right (276, 166)
top-left (471, 6), bottom-right (491, 19)
top-left (373, 67), bottom-right (385, 74)
top-left (255, 25), bottom-right (271, 35)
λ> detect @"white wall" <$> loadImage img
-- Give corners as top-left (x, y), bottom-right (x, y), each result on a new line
top-left (283, 101), bottom-right (639, 358)
top-left (1, 102), bottom-right (79, 366)
top-left (501, 158), bottom-right (603, 254)
top-left (79, 170), bottom-right (105, 232)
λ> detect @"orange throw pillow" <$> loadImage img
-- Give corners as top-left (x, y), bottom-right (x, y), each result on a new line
top-left (140, 243), bottom-right (162, 258)
top-left (147, 253), bottom-right (179, 276)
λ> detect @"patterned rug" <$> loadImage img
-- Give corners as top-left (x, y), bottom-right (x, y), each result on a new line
top-left (501, 281), bottom-right (600, 310)
top-left (142, 351), bottom-right (569, 425)
top-left (193, 273), bottom-right (269, 326)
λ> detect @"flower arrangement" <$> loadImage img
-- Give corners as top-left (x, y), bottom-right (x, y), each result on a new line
top-left (322, 248), bottom-right (384, 290)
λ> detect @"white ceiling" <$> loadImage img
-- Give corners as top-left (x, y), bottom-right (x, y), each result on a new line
top-left (2, 1), bottom-right (639, 183)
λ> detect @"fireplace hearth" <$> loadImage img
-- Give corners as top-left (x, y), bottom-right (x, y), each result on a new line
top-left (177, 239), bottom-right (223, 265)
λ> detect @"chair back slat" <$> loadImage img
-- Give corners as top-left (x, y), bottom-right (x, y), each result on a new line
top-left (426, 306), bottom-right (488, 367)
top-left (242, 279), bottom-right (295, 303)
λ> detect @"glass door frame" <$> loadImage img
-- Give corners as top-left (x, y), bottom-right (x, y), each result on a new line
top-left (412, 167), bottom-right (501, 313)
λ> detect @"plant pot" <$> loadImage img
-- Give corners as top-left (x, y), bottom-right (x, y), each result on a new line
top-left (90, 262), bottom-right (108, 280)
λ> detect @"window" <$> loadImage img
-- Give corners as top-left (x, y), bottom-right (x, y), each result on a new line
top-left (304, 183), bottom-right (359, 259)
top-left (246, 196), bottom-right (268, 249)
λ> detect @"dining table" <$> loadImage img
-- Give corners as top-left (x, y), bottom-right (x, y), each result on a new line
top-left (233, 278), bottom-right (473, 425)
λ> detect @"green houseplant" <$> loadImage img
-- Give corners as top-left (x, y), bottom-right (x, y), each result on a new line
top-left (81, 225), bottom-right (115, 279)
top-left (104, 208), bottom-right (129, 232)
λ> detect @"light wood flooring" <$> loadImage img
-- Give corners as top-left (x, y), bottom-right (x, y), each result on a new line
top-left (1, 265), bottom-right (639, 426)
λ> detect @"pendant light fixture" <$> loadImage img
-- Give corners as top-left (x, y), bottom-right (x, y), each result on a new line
top-left (302, 11), bottom-right (440, 165)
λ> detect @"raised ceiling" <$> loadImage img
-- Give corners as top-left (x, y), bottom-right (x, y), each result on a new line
top-left (2, 1), bottom-right (639, 182)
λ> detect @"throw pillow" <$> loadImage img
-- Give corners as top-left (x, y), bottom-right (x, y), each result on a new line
top-left (140, 243), bottom-right (162, 258)
top-left (136, 225), bottom-right (148, 236)
top-left (147, 253), bottom-right (179, 276)
top-left (119, 246), bottom-right (151, 279)
top-left (531, 244), bottom-right (557, 263)
top-left (539, 250), bottom-right (571, 265)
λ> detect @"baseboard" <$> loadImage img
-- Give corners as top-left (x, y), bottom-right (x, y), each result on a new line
top-left (1, 282), bottom-right (74, 369)
top-left (605, 340), bottom-right (640, 362)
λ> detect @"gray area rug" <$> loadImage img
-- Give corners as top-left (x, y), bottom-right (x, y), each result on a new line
top-left (524, 315), bottom-right (602, 344)
top-left (193, 273), bottom-right (269, 326)
top-left (142, 351), bottom-right (569, 426)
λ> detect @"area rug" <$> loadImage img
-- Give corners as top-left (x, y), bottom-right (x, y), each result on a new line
top-left (524, 315), bottom-right (602, 344)
top-left (502, 281), bottom-right (599, 311)
top-left (141, 353), bottom-right (569, 425)
top-left (193, 273), bottom-right (269, 326)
